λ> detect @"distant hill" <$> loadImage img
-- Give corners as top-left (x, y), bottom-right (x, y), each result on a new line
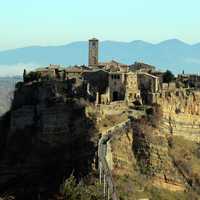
top-left (0, 39), bottom-right (200, 74)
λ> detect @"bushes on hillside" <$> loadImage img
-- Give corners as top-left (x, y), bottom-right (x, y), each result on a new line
top-left (57, 174), bottom-right (104, 200)
top-left (24, 71), bottom-right (41, 82)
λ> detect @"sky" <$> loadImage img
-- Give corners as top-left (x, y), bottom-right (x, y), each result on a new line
top-left (0, 0), bottom-right (200, 50)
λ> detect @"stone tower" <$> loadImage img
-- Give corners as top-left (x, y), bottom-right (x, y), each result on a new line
top-left (88, 38), bottom-right (99, 66)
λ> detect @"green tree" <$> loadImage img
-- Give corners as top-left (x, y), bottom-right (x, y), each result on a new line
top-left (59, 174), bottom-right (104, 200)
top-left (25, 71), bottom-right (41, 82)
top-left (163, 70), bottom-right (175, 83)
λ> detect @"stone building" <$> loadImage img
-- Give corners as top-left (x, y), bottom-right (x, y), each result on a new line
top-left (107, 71), bottom-right (140, 103)
top-left (138, 72), bottom-right (159, 93)
top-left (88, 38), bottom-right (128, 72)
top-left (36, 64), bottom-right (63, 79)
top-left (83, 69), bottom-right (109, 104)
top-left (125, 72), bottom-right (140, 103)
top-left (64, 66), bottom-right (84, 80)
top-left (98, 60), bottom-right (128, 72)
top-left (25, 38), bottom-right (164, 105)
top-left (137, 72), bottom-right (160, 104)
top-left (130, 62), bottom-right (156, 73)
top-left (82, 69), bottom-right (140, 105)
top-left (89, 38), bottom-right (99, 66)
top-left (108, 72), bottom-right (126, 101)
top-left (87, 38), bottom-right (139, 104)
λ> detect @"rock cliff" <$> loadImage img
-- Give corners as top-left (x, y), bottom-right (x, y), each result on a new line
top-left (157, 89), bottom-right (200, 141)
top-left (1, 81), bottom-right (200, 200)
top-left (0, 80), bottom-right (99, 199)
top-left (106, 90), bottom-right (200, 199)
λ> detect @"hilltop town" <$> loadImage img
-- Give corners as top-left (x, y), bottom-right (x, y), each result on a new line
top-left (22, 38), bottom-right (200, 107)
top-left (0, 39), bottom-right (200, 200)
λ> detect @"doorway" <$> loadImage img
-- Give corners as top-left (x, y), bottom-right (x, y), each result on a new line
top-left (113, 91), bottom-right (119, 101)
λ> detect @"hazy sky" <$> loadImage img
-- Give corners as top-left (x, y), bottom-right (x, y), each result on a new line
top-left (0, 0), bottom-right (200, 50)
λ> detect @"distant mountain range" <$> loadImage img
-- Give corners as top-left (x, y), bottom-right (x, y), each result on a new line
top-left (0, 39), bottom-right (200, 74)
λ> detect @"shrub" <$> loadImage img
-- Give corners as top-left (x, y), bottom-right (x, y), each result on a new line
top-left (24, 71), bottom-right (41, 82)
top-left (163, 70), bottom-right (175, 83)
top-left (59, 174), bottom-right (104, 200)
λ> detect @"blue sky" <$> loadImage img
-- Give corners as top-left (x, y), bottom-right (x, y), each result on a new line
top-left (0, 0), bottom-right (200, 50)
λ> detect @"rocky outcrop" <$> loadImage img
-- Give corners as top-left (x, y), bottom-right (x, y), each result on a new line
top-left (158, 89), bottom-right (200, 115)
top-left (132, 119), bottom-right (186, 191)
top-left (157, 89), bottom-right (200, 142)
top-left (128, 89), bottom-right (200, 198)
top-left (0, 80), bottom-right (98, 200)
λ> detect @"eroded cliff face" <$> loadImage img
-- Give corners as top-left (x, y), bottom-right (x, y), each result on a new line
top-left (131, 89), bottom-right (200, 198)
top-left (1, 82), bottom-right (200, 200)
top-left (0, 81), bottom-right (99, 200)
top-left (108, 90), bottom-right (200, 199)
top-left (110, 116), bottom-right (200, 199)
top-left (156, 89), bottom-right (200, 195)
top-left (157, 89), bottom-right (200, 142)
top-left (111, 132), bottom-right (185, 200)
top-left (132, 120), bottom-right (186, 191)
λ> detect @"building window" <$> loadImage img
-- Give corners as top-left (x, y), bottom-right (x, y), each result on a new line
top-left (113, 91), bottom-right (119, 101)
top-left (111, 74), bottom-right (120, 80)
top-left (92, 42), bottom-right (96, 47)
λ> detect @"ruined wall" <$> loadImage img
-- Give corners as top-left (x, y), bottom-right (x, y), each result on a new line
top-left (138, 73), bottom-right (159, 93)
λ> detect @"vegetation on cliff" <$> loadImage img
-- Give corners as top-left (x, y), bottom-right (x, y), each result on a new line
top-left (54, 174), bottom-right (103, 200)
top-left (169, 136), bottom-right (200, 195)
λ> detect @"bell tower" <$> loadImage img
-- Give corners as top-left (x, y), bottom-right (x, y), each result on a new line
top-left (88, 38), bottom-right (99, 66)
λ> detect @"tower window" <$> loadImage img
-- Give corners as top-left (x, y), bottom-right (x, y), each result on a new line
top-left (92, 42), bottom-right (96, 47)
